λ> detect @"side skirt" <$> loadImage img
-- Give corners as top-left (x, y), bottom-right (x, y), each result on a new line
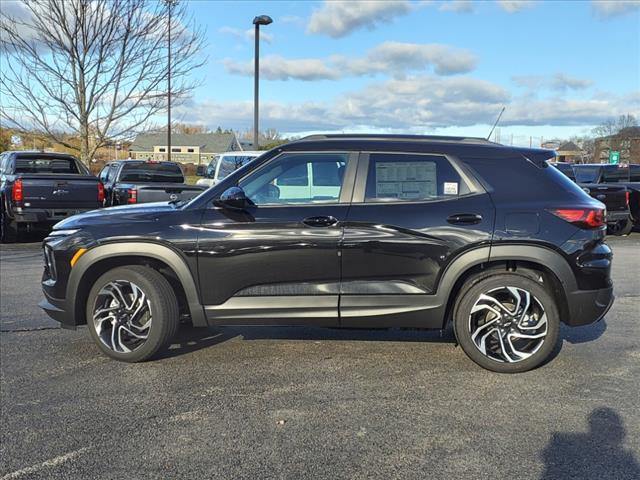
top-left (204, 294), bottom-right (444, 329)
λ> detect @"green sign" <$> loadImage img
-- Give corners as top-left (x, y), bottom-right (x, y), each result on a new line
top-left (609, 151), bottom-right (620, 164)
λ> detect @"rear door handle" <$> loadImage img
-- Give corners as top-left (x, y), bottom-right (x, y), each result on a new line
top-left (303, 216), bottom-right (338, 227)
top-left (447, 213), bottom-right (482, 225)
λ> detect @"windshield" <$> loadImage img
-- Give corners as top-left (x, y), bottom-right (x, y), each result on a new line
top-left (14, 156), bottom-right (82, 174)
top-left (574, 166), bottom-right (600, 183)
top-left (119, 162), bottom-right (184, 183)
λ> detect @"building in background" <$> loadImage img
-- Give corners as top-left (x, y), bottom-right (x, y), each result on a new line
top-left (555, 141), bottom-right (582, 163)
top-left (594, 127), bottom-right (640, 164)
top-left (128, 132), bottom-right (242, 164)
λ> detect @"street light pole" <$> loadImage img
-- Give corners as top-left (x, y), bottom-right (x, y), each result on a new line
top-left (165, 0), bottom-right (178, 161)
top-left (253, 15), bottom-right (273, 150)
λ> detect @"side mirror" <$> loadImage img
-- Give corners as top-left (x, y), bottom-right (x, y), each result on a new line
top-left (215, 186), bottom-right (251, 210)
top-left (196, 165), bottom-right (206, 176)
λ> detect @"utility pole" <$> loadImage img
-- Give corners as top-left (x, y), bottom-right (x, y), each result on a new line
top-left (165, 0), bottom-right (178, 161)
top-left (253, 15), bottom-right (273, 150)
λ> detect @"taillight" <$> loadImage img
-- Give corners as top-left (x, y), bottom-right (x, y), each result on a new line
top-left (549, 208), bottom-right (605, 229)
top-left (127, 188), bottom-right (137, 204)
top-left (97, 182), bottom-right (105, 203)
top-left (625, 191), bottom-right (630, 206)
top-left (12, 179), bottom-right (23, 202)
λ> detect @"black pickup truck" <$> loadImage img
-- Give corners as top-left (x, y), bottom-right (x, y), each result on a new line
top-left (572, 164), bottom-right (637, 235)
top-left (99, 160), bottom-right (205, 206)
top-left (0, 151), bottom-right (103, 242)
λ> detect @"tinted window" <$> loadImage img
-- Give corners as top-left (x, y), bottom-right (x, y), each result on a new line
top-left (602, 166), bottom-right (629, 183)
top-left (14, 156), bottom-right (80, 174)
top-left (218, 155), bottom-right (260, 180)
top-left (119, 162), bottom-right (184, 183)
top-left (240, 153), bottom-right (348, 205)
top-left (574, 166), bottom-right (601, 183)
top-left (99, 166), bottom-right (110, 182)
top-left (365, 153), bottom-right (469, 202)
top-left (630, 165), bottom-right (640, 182)
top-left (551, 163), bottom-right (575, 180)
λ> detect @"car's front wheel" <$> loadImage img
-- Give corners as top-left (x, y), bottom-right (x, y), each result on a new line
top-left (86, 265), bottom-right (179, 362)
top-left (453, 272), bottom-right (560, 373)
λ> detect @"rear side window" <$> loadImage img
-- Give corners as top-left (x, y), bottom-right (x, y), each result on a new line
top-left (602, 166), bottom-right (629, 183)
top-left (364, 153), bottom-right (470, 202)
top-left (630, 165), bottom-right (640, 182)
top-left (119, 162), bottom-right (184, 183)
top-left (14, 156), bottom-right (80, 174)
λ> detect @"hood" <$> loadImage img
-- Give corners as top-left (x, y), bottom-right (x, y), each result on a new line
top-left (54, 202), bottom-right (177, 230)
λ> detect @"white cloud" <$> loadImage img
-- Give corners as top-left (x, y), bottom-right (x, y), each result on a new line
top-left (513, 73), bottom-right (593, 91)
top-left (439, 0), bottom-right (475, 13)
top-left (592, 0), bottom-right (640, 18)
top-left (175, 75), bottom-right (639, 133)
top-left (224, 42), bottom-right (478, 81)
top-left (307, 0), bottom-right (412, 38)
top-left (224, 55), bottom-right (340, 81)
top-left (219, 26), bottom-right (273, 44)
top-left (496, 0), bottom-right (534, 13)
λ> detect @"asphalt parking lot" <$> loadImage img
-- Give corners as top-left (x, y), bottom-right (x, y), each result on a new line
top-left (1, 235), bottom-right (639, 479)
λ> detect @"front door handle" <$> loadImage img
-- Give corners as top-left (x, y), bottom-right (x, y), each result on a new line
top-left (303, 216), bottom-right (338, 227)
top-left (447, 213), bottom-right (482, 225)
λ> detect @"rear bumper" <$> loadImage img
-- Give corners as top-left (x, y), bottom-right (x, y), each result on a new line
top-left (565, 286), bottom-right (614, 326)
top-left (13, 207), bottom-right (97, 225)
top-left (606, 211), bottom-right (630, 223)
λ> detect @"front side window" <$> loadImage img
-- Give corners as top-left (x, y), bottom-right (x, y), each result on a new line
top-left (239, 153), bottom-right (348, 205)
top-left (364, 153), bottom-right (469, 202)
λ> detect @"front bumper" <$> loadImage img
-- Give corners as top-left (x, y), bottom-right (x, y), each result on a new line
top-left (39, 297), bottom-right (76, 329)
top-left (565, 286), bottom-right (614, 326)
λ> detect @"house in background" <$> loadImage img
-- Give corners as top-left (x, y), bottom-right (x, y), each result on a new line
top-left (555, 141), bottom-right (582, 163)
top-left (128, 132), bottom-right (242, 164)
top-left (594, 127), bottom-right (640, 164)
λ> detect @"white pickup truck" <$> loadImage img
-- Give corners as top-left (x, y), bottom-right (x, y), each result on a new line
top-left (196, 151), bottom-right (263, 188)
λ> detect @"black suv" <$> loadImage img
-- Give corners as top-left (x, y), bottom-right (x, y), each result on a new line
top-left (40, 135), bottom-right (614, 373)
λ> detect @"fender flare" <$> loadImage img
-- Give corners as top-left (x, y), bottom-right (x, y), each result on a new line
top-left (67, 241), bottom-right (207, 327)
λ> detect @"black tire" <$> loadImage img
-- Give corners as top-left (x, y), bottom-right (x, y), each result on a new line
top-left (1, 209), bottom-right (18, 243)
top-left (453, 272), bottom-right (560, 373)
top-left (607, 219), bottom-right (633, 236)
top-left (86, 265), bottom-right (179, 362)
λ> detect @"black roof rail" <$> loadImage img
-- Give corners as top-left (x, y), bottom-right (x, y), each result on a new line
top-left (292, 133), bottom-right (498, 145)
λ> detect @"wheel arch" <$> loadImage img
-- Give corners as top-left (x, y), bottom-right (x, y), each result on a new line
top-left (439, 244), bottom-right (575, 328)
top-left (66, 242), bottom-right (207, 327)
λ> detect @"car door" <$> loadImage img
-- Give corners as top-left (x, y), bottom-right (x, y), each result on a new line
top-left (198, 151), bottom-right (357, 326)
top-left (340, 151), bottom-right (494, 328)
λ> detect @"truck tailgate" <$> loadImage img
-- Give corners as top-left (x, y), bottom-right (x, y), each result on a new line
top-left (584, 184), bottom-right (628, 212)
top-left (19, 174), bottom-right (100, 209)
top-left (129, 183), bottom-right (206, 203)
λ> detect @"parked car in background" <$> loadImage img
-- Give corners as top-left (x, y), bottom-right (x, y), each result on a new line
top-left (41, 135), bottom-right (613, 373)
top-left (548, 161), bottom-right (576, 181)
top-left (0, 151), bottom-right (103, 243)
top-left (99, 160), bottom-right (206, 206)
top-left (572, 164), bottom-right (635, 235)
top-left (196, 151), bottom-right (263, 187)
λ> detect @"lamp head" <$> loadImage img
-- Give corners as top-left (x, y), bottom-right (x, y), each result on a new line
top-left (253, 15), bottom-right (273, 26)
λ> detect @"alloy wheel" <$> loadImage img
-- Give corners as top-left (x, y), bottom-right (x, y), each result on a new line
top-left (92, 280), bottom-right (152, 353)
top-left (468, 286), bottom-right (548, 363)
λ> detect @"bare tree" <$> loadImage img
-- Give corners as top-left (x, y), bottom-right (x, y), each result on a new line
top-left (592, 114), bottom-right (638, 138)
top-left (0, 0), bottom-right (205, 164)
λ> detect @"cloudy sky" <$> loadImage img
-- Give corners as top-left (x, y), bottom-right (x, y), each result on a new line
top-left (177, 0), bottom-right (639, 144)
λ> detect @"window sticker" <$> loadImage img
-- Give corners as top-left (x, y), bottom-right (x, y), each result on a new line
top-left (375, 161), bottom-right (436, 199)
top-left (443, 182), bottom-right (458, 195)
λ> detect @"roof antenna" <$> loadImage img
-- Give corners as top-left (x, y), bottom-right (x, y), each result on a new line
top-left (487, 106), bottom-right (505, 141)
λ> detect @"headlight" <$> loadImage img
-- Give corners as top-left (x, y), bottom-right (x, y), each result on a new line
top-left (48, 229), bottom-right (80, 237)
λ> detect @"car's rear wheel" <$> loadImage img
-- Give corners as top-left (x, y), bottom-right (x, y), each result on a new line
top-left (453, 272), bottom-right (559, 373)
top-left (0, 210), bottom-right (18, 243)
top-left (86, 265), bottom-right (179, 362)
